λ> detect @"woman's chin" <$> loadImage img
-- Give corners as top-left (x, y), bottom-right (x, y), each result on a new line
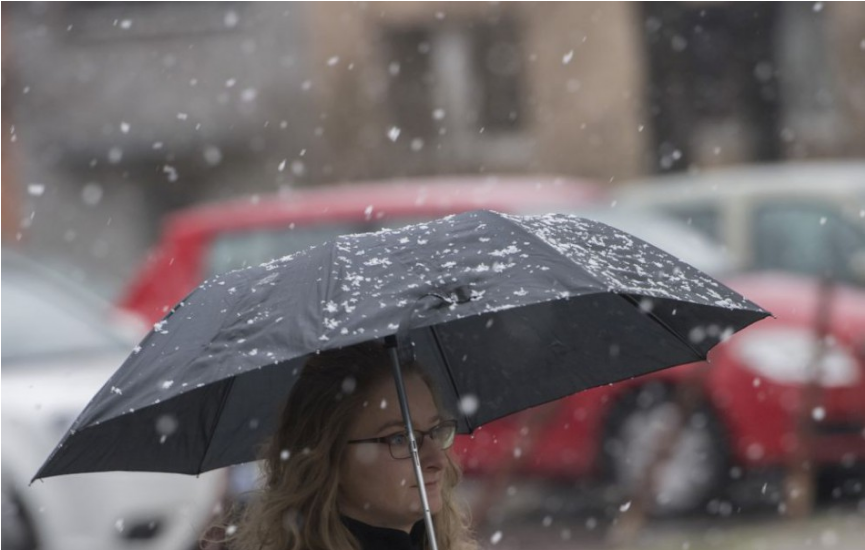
top-left (408, 492), bottom-right (442, 516)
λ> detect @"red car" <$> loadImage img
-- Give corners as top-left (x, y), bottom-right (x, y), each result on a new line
top-left (453, 272), bottom-right (865, 513)
top-left (118, 177), bottom-right (865, 514)
top-left (120, 176), bottom-right (603, 322)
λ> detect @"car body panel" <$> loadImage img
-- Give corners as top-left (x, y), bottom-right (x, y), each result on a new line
top-left (2, 252), bottom-right (225, 550)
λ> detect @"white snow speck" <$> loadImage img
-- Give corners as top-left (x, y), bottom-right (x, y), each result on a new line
top-left (161, 380), bottom-right (174, 390)
top-left (562, 50), bottom-right (574, 64)
top-left (490, 245), bottom-right (519, 257)
top-left (619, 501), bottom-right (631, 512)
top-left (224, 10), bottom-right (239, 28)
top-left (27, 184), bottom-right (45, 196)
top-left (490, 531), bottom-right (502, 545)
top-left (120, 121), bottom-right (131, 133)
top-left (203, 146), bottom-right (222, 166)
top-left (387, 126), bottom-right (401, 142)
top-left (459, 394), bottom-right (479, 415)
top-left (327, 56), bottom-right (340, 66)
top-left (108, 147), bottom-right (123, 164)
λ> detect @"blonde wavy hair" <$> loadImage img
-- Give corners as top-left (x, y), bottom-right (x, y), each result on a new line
top-left (223, 341), bottom-right (477, 550)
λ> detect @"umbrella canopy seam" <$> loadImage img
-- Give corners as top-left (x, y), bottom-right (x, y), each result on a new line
top-left (617, 293), bottom-right (708, 363)
top-left (197, 375), bottom-right (237, 474)
top-left (429, 324), bottom-right (473, 433)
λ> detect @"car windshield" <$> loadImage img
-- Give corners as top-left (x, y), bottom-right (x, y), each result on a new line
top-left (1, 267), bottom-right (130, 364)
top-left (206, 217), bottom-right (434, 277)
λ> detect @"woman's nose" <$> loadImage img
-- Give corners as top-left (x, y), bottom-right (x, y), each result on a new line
top-left (420, 436), bottom-right (446, 469)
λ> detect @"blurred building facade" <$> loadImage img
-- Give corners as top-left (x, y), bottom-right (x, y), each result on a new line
top-left (3, 1), bottom-right (864, 294)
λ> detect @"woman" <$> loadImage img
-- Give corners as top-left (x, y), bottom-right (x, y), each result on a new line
top-left (227, 341), bottom-right (477, 550)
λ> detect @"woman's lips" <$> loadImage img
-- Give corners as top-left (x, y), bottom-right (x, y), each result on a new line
top-left (413, 479), bottom-right (439, 489)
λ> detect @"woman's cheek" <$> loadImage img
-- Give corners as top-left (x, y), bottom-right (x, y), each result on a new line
top-left (351, 443), bottom-right (382, 465)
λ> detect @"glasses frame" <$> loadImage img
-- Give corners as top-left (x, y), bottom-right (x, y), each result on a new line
top-left (347, 419), bottom-right (458, 460)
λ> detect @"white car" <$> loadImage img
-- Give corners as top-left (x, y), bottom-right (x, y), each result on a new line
top-left (2, 252), bottom-right (226, 550)
top-left (615, 161), bottom-right (865, 287)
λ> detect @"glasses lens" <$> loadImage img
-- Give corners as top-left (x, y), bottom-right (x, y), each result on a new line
top-left (389, 433), bottom-right (411, 460)
top-left (432, 421), bottom-right (457, 450)
top-left (388, 421), bottom-right (457, 459)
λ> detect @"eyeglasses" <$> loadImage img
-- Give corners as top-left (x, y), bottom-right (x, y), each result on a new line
top-left (347, 419), bottom-right (457, 460)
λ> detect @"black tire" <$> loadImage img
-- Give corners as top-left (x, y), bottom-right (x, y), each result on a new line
top-left (600, 382), bottom-right (730, 515)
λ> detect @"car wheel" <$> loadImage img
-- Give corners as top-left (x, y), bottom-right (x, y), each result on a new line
top-left (602, 382), bottom-right (730, 515)
top-left (1, 485), bottom-right (38, 550)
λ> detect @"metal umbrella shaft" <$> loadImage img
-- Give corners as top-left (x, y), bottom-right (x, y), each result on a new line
top-left (388, 345), bottom-right (439, 550)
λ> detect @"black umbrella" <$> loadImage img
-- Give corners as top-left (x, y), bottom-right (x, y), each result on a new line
top-left (35, 210), bottom-right (768, 547)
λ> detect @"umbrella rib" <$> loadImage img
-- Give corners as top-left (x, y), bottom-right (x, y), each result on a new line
top-left (430, 324), bottom-right (474, 433)
top-left (196, 376), bottom-right (237, 474)
top-left (617, 293), bottom-right (709, 362)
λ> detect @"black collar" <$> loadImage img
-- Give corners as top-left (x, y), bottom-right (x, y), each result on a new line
top-left (341, 515), bottom-right (426, 550)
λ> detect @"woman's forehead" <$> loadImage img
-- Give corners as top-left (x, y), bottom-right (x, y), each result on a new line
top-left (350, 373), bottom-right (439, 434)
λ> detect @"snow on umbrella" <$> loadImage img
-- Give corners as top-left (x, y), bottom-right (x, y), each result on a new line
top-left (34, 210), bottom-right (769, 545)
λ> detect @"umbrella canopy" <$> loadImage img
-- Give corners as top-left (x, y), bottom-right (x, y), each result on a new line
top-left (35, 210), bottom-right (769, 480)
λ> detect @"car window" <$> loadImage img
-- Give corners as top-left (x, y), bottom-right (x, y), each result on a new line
top-left (2, 272), bottom-right (129, 363)
top-left (658, 205), bottom-right (722, 244)
top-left (207, 216), bottom-right (461, 278)
top-left (207, 223), bottom-right (369, 277)
top-left (753, 202), bottom-right (865, 285)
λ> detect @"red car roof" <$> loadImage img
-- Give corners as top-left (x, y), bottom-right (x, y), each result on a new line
top-left (163, 175), bottom-right (605, 239)
top-left (122, 175), bottom-right (606, 322)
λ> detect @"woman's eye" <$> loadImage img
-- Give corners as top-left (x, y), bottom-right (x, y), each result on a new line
top-left (388, 433), bottom-right (408, 446)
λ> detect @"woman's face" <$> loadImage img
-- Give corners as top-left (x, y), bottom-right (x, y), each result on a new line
top-left (338, 372), bottom-right (449, 532)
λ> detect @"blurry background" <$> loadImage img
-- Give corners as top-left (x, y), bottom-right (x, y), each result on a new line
top-left (3, 3), bottom-right (865, 550)
top-left (3, 1), bottom-right (864, 294)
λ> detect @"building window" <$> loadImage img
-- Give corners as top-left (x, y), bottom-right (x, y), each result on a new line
top-left (385, 27), bottom-right (437, 139)
top-left (642, 3), bottom-right (782, 170)
top-left (384, 17), bottom-right (525, 139)
top-left (472, 17), bottom-right (524, 133)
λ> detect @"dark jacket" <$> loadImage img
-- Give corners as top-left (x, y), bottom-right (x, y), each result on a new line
top-left (341, 515), bottom-right (426, 550)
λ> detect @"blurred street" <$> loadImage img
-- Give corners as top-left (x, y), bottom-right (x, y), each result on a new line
top-left (3, 3), bottom-right (865, 550)
top-left (473, 505), bottom-right (865, 550)
top-left (460, 480), bottom-right (865, 550)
